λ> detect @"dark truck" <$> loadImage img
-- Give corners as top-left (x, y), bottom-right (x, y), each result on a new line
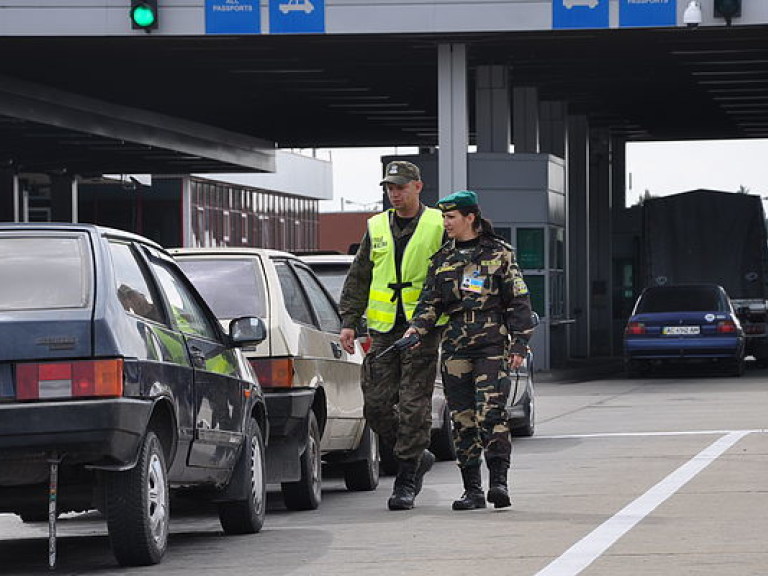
top-left (641, 190), bottom-right (768, 364)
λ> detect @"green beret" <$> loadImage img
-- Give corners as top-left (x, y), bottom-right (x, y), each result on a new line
top-left (437, 190), bottom-right (478, 212)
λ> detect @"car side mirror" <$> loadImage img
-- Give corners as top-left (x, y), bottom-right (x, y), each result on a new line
top-left (229, 316), bottom-right (266, 346)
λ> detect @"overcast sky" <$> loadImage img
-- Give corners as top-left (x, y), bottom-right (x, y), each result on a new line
top-left (316, 139), bottom-right (768, 212)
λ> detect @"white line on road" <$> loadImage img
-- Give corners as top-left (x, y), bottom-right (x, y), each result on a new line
top-left (533, 430), bottom-right (753, 576)
top-left (533, 428), bottom-right (765, 440)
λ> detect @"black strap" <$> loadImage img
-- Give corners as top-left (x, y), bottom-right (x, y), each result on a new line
top-left (387, 281), bottom-right (413, 302)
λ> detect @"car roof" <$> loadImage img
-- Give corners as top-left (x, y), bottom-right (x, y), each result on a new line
top-left (170, 246), bottom-right (299, 260)
top-left (0, 222), bottom-right (164, 249)
top-left (299, 254), bottom-right (354, 265)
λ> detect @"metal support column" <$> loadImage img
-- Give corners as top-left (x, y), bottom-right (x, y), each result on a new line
top-left (567, 114), bottom-right (590, 358)
top-left (438, 43), bottom-right (468, 196)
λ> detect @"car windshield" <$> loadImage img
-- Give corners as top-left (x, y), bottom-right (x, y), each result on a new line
top-left (176, 258), bottom-right (267, 319)
top-left (0, 235), bottom-right (91, 311)
top-left (636, 286), bottom-right (724, 313)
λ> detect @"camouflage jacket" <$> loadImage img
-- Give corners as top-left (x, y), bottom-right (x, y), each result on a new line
top-left (410, 234), bottom-right (535, 356)
top-left (339, 204), bottom-right (442, 332)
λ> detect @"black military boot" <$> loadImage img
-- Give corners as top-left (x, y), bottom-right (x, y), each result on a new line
top-left (387, 460), bottom-right (418, 510)
top-left (486, 459), bottom-right (511, 509)
top-left (413, 449), bottom-right (435, 496)
top-left (452, 466), bottom-right (486, 511)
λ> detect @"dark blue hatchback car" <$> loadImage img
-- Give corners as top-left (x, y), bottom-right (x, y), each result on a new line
top-left (624, 283), bottom-right (746, 376)
top-left (0, 224), bottom-right (268, 567)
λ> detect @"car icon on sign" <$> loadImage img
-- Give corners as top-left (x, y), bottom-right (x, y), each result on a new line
top-left (279, 0), bottom-right (314, 14)
top-left (563, 0), bottom-right (599, 8)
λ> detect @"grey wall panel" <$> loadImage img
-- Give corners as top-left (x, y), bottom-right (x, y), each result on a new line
top-left (478, 189), bottom-right (549, 223)
top-left (326, 0), bottom-right (549, 34)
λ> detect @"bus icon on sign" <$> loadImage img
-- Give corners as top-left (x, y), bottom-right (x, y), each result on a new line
top-left (563, 0), bottom-right (599, 8)
top-left (279, 0), bottom-right (314, 14)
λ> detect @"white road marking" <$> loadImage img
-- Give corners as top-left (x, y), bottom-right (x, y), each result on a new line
top-left (533, 430), bottom-right (753, 576)
top-left (533, 428), bottom-right (765, 440)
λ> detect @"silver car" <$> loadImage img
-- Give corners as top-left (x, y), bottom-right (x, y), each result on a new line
top-left (173, 248), bottom-right (378, 510)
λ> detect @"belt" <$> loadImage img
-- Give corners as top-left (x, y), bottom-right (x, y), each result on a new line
top-left (451, 310), bottom-right (504, 324)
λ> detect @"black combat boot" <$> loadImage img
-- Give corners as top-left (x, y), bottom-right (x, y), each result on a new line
top-left (486, 459), bottom-right (511, 509)
top-left (452, 466), bottom-right (486, 511)
top-left (387, 460), bottom-right (418, 510)
top-left (413, 449), bottom-right (435, 496)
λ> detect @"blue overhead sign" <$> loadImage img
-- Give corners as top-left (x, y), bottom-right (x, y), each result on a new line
top-left (206, 0), bottom-right (260, 34)
top-left (270, 0), bottom-right (325, 34)
top-left (552, 0), bottom-right (609, 30)
top-left (619, 0), bottom-right (676, 28)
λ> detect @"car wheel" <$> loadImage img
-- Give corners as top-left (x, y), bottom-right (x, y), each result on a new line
top-left (343, 424), bottom-right (380, 491)
top-left (105, 431), bottom-right (169, 566)
top-left (282, 411), bottom-right (322, 511)
top-left (510, 390), bottom-right (535, 437)
top-left (430, 403), bottom-right (456, 461)
top-left (218, 418), bottom-right (266, 534)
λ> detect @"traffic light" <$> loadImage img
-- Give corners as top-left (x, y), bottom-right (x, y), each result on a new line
top-left (130, 1), bottom-right (158, 31)
top-left (714, 0), bottom-right (741, 26)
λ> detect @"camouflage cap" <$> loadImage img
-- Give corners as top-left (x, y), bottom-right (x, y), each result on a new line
top-left (380, 161), bottom-right (421, 186)
top-left (437, 190), bottom-right (479, 212)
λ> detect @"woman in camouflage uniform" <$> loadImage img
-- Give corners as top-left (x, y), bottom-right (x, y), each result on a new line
top-left (404, 190), bottom-right (535, 510)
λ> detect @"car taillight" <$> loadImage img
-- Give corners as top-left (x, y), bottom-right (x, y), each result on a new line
top-left (16, 359), bottom-right (124, 401)
top-left (625, 321), bottom-right (646, 335)
top-left (743, 323), bottom-right (765, 335)
top-left (249, 358), bottom-right (294, 388)
top-left (717, 320), bottom-right (737, 334)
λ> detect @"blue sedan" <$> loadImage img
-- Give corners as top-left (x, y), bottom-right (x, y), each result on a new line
top-left (624, 284), bottom-right (746, 376)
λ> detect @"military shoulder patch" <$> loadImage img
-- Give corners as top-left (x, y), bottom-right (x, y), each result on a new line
top-left (513, 276), bottom-right (529, 295)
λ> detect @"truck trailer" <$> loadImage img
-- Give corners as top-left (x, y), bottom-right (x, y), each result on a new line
top-left (641, 190), bottom-right (768, 364)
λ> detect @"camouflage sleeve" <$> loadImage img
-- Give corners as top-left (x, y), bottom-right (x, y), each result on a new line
top-left (338, 231), bottom-right (374, 331)
top-left (501, 248), bottom-right (536, 345)
top-left (409, 254), bottom-right (444, 336)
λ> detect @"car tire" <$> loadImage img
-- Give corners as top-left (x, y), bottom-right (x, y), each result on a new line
top-left (510, 390), bottom-right (535, 438)
top-left (105, 431), bottom-right (169, 567)
top-left (430, 403), bottom-right (456, 461)
top-left (343, 424), bottom-right (380, 491)
top-left (218, 418), bottom-right (266, 534)
top-left (282, 411), bottom-right (322, 511)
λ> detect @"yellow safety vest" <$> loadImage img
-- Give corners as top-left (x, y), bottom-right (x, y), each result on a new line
top-left (367, 208), bottom-right (445, 332)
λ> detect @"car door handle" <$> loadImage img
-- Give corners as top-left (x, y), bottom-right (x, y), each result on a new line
top-left (189, 346), bottom-right (207, 369)
top-left (331, 341), bottom-right (343, 359)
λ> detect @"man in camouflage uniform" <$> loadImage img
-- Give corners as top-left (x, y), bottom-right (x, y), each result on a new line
top-left (405, 190), bottom-right (535, 510)
top-left (339, 160), bottom-right (446, 511)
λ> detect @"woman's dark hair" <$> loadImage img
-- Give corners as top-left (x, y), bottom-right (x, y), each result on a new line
top-left (457, 205), bottom-right (496, 237)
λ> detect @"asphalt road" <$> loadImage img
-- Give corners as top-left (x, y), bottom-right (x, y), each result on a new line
top-left (2, 364), bottom-right (766, 576)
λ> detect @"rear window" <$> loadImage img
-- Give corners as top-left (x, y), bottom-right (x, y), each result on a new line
top-left (176, 257), bottom-right (267, 319)
top-left (310, 265), bottom-right (349, 302)
top-left (0, 235), bottom-right (91, 311)
top-left (636, 286), bottom-right (724, 313)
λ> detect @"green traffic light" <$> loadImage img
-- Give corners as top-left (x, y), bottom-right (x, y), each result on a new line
top-left (131, 4), bottom-right (156, 28)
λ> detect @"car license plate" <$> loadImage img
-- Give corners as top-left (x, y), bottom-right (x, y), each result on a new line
top-left (662, 326), bottom-right (700, 335)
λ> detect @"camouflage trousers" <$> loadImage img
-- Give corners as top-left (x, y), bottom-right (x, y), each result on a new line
top-left (361, 326), bottom-right (441, 462)
top-left (441, 352), bottom-right (512, 468)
